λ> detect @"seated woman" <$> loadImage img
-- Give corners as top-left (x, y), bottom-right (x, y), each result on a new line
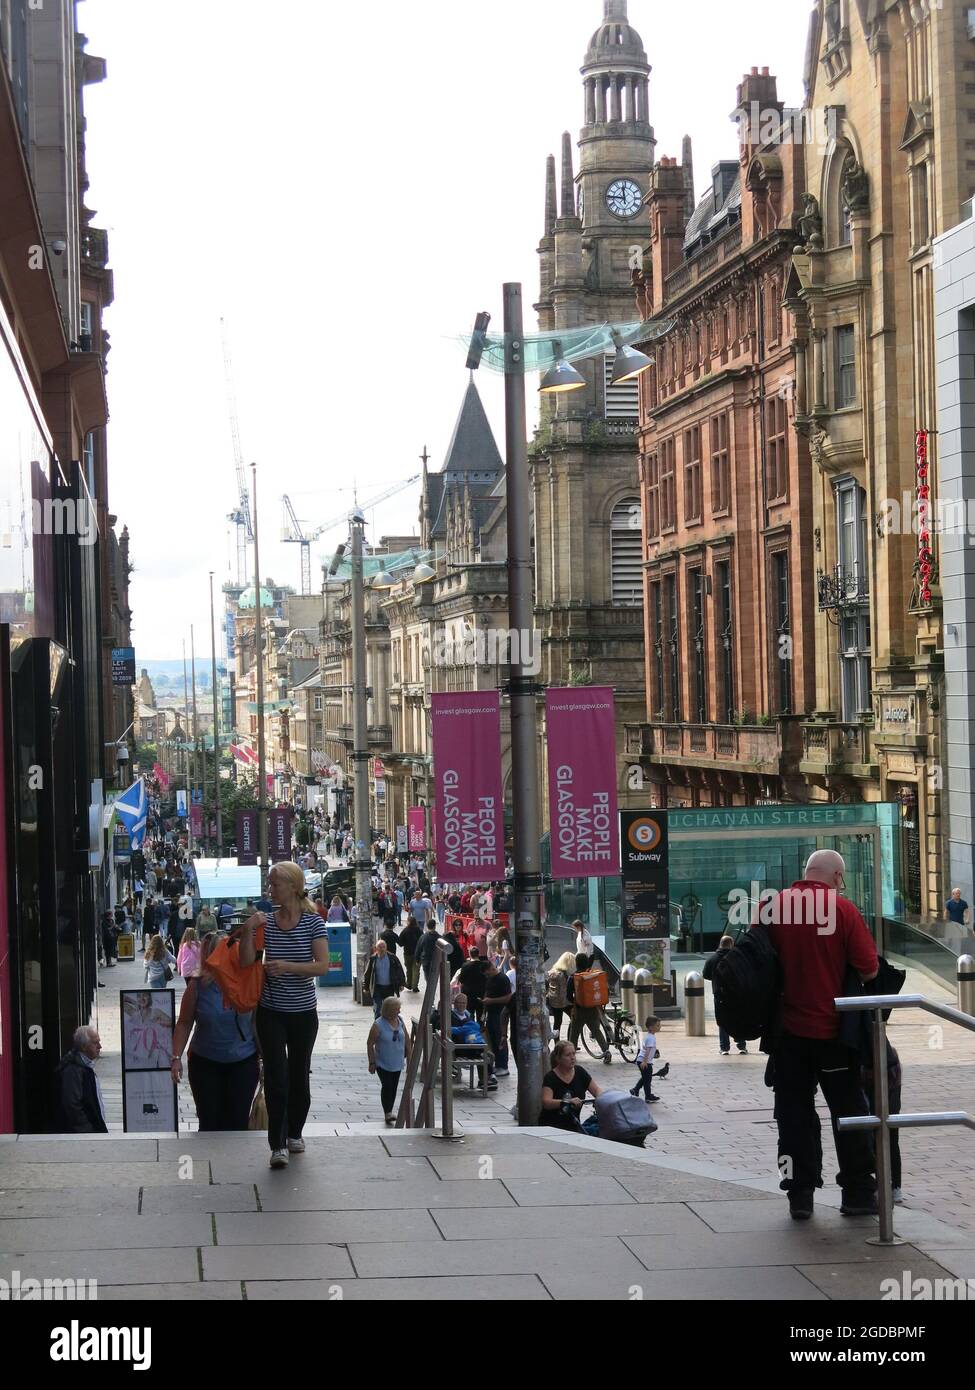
top-left (539, 1040), bottom-right (604, 1132)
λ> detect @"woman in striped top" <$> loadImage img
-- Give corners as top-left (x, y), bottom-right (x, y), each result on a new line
top-left (239, 860), bottom-right (329, 1168)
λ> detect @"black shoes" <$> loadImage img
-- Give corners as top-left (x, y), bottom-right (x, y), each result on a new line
top-left (840, 1191), bottom-right (879, 1216)
top-left (788, 1189), bottom-right (814, 1220)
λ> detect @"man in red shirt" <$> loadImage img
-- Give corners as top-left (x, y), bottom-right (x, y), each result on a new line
top-left (762, 849), bottom-right (879, 1221)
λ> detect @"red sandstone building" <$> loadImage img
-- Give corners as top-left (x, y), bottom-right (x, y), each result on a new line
top-left (629, 69), bottom-right (814, 807)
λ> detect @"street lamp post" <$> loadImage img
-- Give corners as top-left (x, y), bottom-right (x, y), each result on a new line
top-left (500, 284), bottom-right (548, 1126)
top-left (209, 571), bottom-right (223, 858)
top-left (349, 513), bottom-right (376, 1003)
top-left (252, 463), bottom-right (270, 898)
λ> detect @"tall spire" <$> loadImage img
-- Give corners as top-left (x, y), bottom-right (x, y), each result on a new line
top-left (681, 135), bottom-right (695, 223)
top-left (545, 154), bottom-right (558, 236)
top-left (604, 0), bottom-right (628, 17)
top-left (560, 131), bottom-right (576, 218)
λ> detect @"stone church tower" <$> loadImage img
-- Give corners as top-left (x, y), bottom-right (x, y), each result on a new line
top-left (533, 0), bottom-right (659, 806)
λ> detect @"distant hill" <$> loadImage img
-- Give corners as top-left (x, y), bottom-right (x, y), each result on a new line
top-left (140, 660), bottom-right (226, 692)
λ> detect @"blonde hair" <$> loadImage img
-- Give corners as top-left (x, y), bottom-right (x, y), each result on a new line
top-left (380, 995), bottom-right (401, 1021)
top-left (146, 934), bottom-right (168, 961)
top-left (272, 860), bottom-right (316, 915)
top-left (552, 951), bottom-right (577, 973)
top-left (181, 927), bottom-right (198, 945)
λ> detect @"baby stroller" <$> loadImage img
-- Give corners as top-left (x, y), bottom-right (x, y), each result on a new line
top-left (578, 1091), bottom-right (658, 1147)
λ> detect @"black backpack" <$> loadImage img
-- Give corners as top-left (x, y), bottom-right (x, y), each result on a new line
top-left (710, 925), bottom-right (782, 1041)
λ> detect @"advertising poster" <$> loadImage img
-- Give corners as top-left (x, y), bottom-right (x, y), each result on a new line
top-left (407, 806), bottom-right (426, 852)
top-left (396, 824), bottom-right (408, 853)
top-left (237, 809), bottom-right (257, 865)
top-left (120, 990), bottom-right (178, 1133)
top-left (545, 686), bottom-right (619, 878)
top-left (111, 647), bottom-right (136, 685)
top-left (269, 807), bottom-right (293, 862)
top-left (431, 691), bottom-right (505, 882)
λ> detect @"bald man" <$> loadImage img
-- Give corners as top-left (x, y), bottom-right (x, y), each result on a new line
top-left (760, 849), bottom-right (878, 1222)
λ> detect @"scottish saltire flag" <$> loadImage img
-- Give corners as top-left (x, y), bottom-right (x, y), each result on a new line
top-left (114, 777), bottom-right (148, 850)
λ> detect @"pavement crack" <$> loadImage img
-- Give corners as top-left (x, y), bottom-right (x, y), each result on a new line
top-left (240, 1280), bottom-right (247, 1300)
top-left (254, 1183), bottom-right (263, 1213)
top-left (137, 1186), bottom-right (143, 1215)
top-left (211, 1213), bottom-right (218, 1246)
top-left (196, 1247), bottom-right (204, 1281)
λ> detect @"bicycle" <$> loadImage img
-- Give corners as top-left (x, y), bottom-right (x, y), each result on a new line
top-left (577, 998), bottom-right (640, 1064)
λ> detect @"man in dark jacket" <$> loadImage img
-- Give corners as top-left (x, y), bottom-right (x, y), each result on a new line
top-left (459, 948), bottom-right (489, 1022)
top-left (55, 1027), bottom-right (107, 1132)
top-left (399, 916), bottom-right (423, 992)
top-left (415, 920), bottom-right (442, 983)
top-left (442, 926), bottom-right (465, 978)
top-left (380, 923), bottom-right (401, 955)
top-left (702, 934), bottom-right (748, 1056)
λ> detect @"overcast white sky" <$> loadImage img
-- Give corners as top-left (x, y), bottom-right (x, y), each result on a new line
top-left (79, 0), bottom-right (811, 661)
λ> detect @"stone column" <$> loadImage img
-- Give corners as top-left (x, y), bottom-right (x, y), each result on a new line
top-left (625, 76), bottom-right (634, 122)
top-left (596, 76), bottom-right (607, 124)
top-left (795, 340), bottom-right (808, 416)
top-left (611, 75), bottom-right (622, 122)
top-left (585, 79), bottom-right (596, 126)
top-left (811, 330), bottom-right (825, 411)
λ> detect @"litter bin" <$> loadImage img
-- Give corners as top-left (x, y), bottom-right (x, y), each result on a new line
top-left (116, 932), bottom-right (135, 961)
top-left (317, 923), bottom-right (352, 987)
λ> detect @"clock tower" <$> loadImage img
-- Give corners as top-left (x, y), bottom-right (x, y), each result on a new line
top-left (532, 0), bottom-right (669, 821)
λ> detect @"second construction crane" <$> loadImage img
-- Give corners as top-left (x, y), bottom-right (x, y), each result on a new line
top-left (281, 474), bottom-right (420, 595)
top-left (222, 317), bottom-right (253, 586)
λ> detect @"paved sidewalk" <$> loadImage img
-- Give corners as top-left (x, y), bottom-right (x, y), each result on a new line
top-left (0, 940), bottom-right (968, 1300)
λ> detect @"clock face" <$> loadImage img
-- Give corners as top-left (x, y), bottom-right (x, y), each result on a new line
top-left (606, 178), bottom-right (642, 219)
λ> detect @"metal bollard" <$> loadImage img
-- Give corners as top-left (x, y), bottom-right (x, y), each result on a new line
top-left (620, 963), bottom-right (636, 1022)
top-left (684, 970), bottom-right (705, 1036)
top-left (959, 954), bottom-right (975, 1019)
top-left (633, 968), bottom-right (654, 1032)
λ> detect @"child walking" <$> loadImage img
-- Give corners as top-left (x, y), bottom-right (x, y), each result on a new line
top-left (630, 1015), bottom-right (662, 1102)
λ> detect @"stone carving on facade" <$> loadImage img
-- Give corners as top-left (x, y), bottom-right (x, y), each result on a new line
top-left (798, 193), bottom-right (824, 251)
top-left (842, 158), bottom-right (870, 216)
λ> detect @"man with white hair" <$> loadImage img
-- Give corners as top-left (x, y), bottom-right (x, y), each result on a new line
top-left (762, 849), bottom-right (878, 1221)
top-left (54, 1026), bottom-right (108, 1133)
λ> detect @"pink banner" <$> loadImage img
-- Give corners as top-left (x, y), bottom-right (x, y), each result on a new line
top-left (545, 686), bottom-right (620, 878)
top-left (190, 804), bottom-right (203, 837)
top-left (407, 807), bottom-right (426, 852)
top-left (432, 692), bottom-right (505, 882)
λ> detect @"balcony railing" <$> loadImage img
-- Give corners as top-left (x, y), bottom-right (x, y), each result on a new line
top-left (817, 564), bottom-right (869, 613)
top-left (634, 720), bottom-right (796, 771)
top-left (800, 721), bottom-right (874, 773)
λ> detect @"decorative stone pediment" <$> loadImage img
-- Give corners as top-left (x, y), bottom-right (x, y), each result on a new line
top-left (900, 99), bottom-right (933, 152)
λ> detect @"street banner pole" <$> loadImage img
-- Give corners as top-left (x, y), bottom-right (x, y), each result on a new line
top-left (252, 464), bottom-right (269, 899)
top-left (209, 571), bottom-right (223, 859)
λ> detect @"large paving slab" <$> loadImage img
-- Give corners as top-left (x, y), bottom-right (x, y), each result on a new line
top-left (0, 1188), bottom-right (139, 1218)
top-left (348, 1235), bottom-right (650, 1279)
top-left (201, 1242), bottom-right (356, 1281)
top-left (539, 1265), bottom-right (828, 1301)
top-left (688, 1199), bottom-right (877, 1234)
top-left (214, 1209), bottom-right (442, 1245)
top-left (0, 1139), bottom-right (159, 1164)
top-left (0, 1247), bottom-right (201, 1285)
top-left (209, 1155), bottom-right (433, 1185)
top-left (620, 1229), bottom-right (933, 1271)
top-left (501, 1177), bottom-right (636, 1207)
top-left (431, 1202), bottom-right (712, 1241)
top-left (0, 1214), bottom-right (213, 1251)
top-left (139, 1184), bottom-right (259, 1215)
top-left (245, 1275), bottom-right (552, 1300)
top-left (98, 1283), bottom-right (243, 1301)
top-left (425, 1153), bottom-right (570, 1180)
top-left (254, 1176), bottom-right (518, 1211)
top-left (0, 1161), bottom-right (210, 1189)
top-left (796, 1257), bottom-right (972, 1300)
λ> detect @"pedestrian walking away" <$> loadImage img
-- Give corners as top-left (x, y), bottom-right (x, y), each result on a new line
top-left (703, 935), bottom-right (749, 1055)
top-left (239, 861), bottom-right (330, 1169)
top-left (762, 849), bottom-right (879, 1221)
top-left (144, 934), bottom-right (177, 988)
top-left (567, 953), bottom-right (612, 1062)
top-left (171, 932), bottom-right (261, 1131)
top-left (367, 995), bottom-right (413, 1124)
top-left (399, 915), bottom-right (422, 992)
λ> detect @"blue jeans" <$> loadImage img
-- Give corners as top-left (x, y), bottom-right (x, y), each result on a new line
top-left (719, 1028), bottom-right (747, 1053)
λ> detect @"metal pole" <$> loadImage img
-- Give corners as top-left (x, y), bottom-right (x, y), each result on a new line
top-left (683, 970), bottom-right (705, 1035)
top-left (182, 641), bottom-right (192, 854)
top-left (869, 1005), bottom-right (895, 1246)
top-left (191, 624), bottom-right (203, 849)
top-left (350, 513), bottom-right (376, 1003)
top-left (439, 940), bottom-right (454, 1138)
top-left (958, 954), bottom-right (975, 1018)
top-left (209, 571), bottom-right (223, 859)
top-left (252, 463), bottom-right (269, 898)
top-left (503, 283), bottom-right (546, 1127)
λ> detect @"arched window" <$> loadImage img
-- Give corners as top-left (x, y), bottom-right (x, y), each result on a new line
top-left (611, 498), bottom-right (643, 606)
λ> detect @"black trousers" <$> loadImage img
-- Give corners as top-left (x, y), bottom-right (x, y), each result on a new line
top-left (255, 1006), bottom-right (319, 1151)
top-left (188, 1051), bottom-right (260, 1131)
top-left (773, 1032), bottom-right (876, 1195)
top-left (376, 1066), bottom-right (401, 1116)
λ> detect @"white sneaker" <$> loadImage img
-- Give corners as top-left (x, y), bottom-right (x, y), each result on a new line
top-left (287, 1137), bottom-right (305, 1154)
top-left (269, 1149), bottom-right (289, 1169)
top-left (892, 1187), bottom-right (904, 1204)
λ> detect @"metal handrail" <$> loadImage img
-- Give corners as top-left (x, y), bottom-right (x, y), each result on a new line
top-left (834, 990), bottom-right (975, 1245)
top-left (394, 939), bottom-right (457, 1137)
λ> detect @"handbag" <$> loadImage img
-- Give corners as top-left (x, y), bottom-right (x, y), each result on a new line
top-left (163, 963), bottom-right (174, 983)
top-left (248, 1079), bottom-right (268, 1131)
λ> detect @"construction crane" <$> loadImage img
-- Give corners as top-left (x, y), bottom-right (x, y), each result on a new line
top-left (280, 474), bottom-right (421, 593)
top-left (281, 494), bottom-right (313, 596)
top-left (221, 318), bottom-right (253, 586)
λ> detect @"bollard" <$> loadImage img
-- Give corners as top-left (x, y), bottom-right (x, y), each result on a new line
top-left (684, 969), bottom-right (705, 1036)
top-left (959, 954), bottom-right (975, 1019)
top-left (633, 968), bottom-right (654, 1033)
top-left (620, 963), bottom-right (636, 1022)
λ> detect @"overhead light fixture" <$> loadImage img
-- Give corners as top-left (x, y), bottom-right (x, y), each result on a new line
top-left (539, 340), bottom-right (586, 394)
top-left (370, 568), bottom-right (396, 590)
top-left (412, 562), bottom-right (437, 584)
top-left (610, 328), bottom-right (653, 384)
